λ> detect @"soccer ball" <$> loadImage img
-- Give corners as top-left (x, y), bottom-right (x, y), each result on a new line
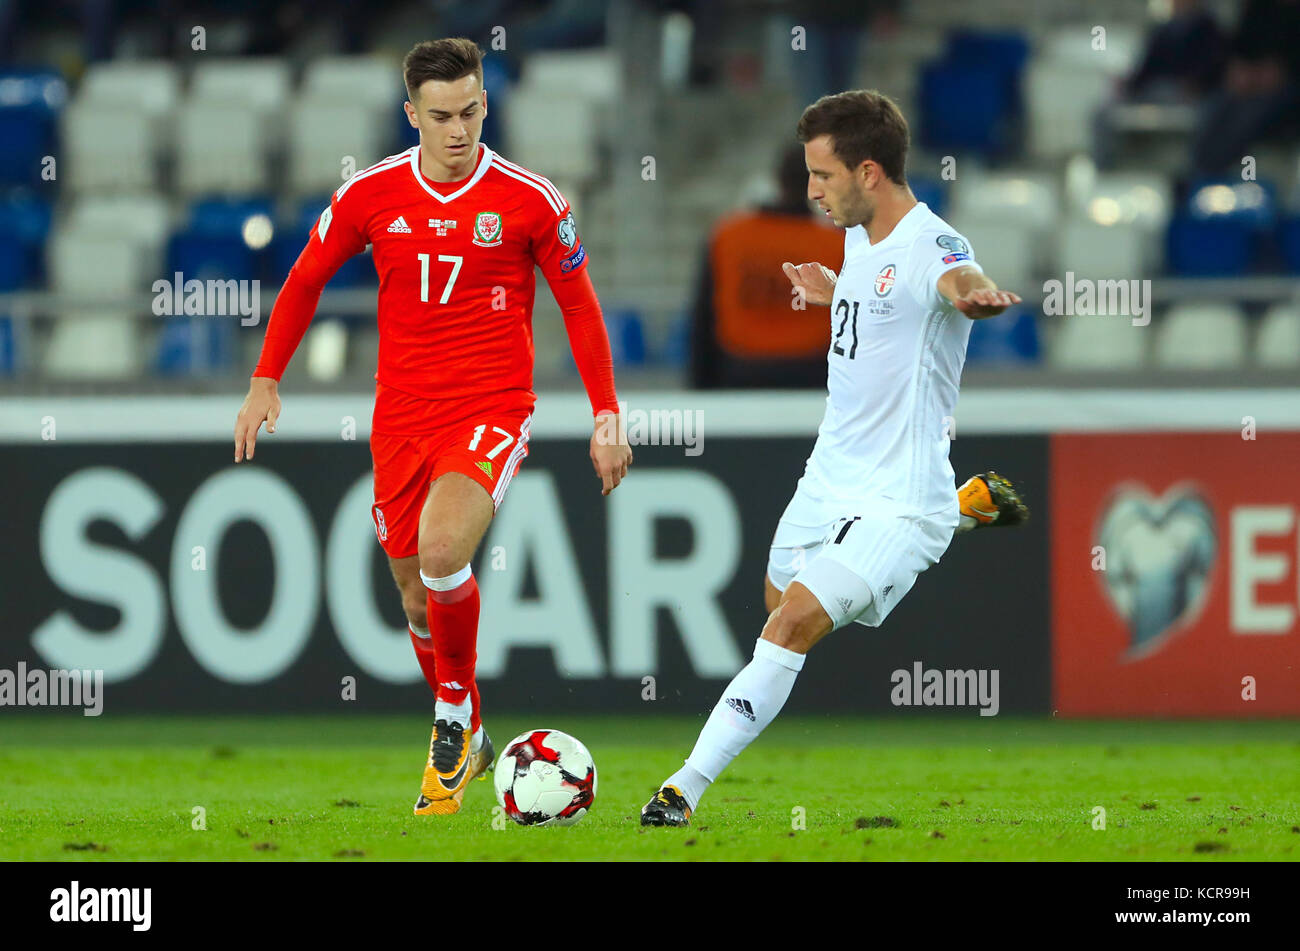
top-left (493, 729), bottom-right (597, 826)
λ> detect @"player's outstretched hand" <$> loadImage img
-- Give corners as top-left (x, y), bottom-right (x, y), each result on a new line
top-left (590, 412), bottom-right (633, 495)
top-left (952, 288), bottom-right (1021, 319)
top-left (781, 261), bottom-right (837, 307)
top-left (234, 376), bottom-right (281, 462)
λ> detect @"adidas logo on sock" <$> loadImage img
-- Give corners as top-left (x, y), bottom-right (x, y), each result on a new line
top-left (725, 697), bottom-right (755, 721)
top-left (881, 585), bottom-right (894, 599)
top-left (387, 215), bottom-right (412, 233)
top-left (836, 596), bottom-right (854, 614)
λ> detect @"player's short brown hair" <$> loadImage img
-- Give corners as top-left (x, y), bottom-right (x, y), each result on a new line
top-left (797, 90), bottom-right (910, 185)
top-left (403, 38), bottom-right (484, 101)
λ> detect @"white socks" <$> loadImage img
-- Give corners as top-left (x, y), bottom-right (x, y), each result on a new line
top-left (436, 696), bottom-right (472, 729)
top-left (957, 513), bottom-right (978, 533)
top-left (667, 638), bottom-right (806, 810)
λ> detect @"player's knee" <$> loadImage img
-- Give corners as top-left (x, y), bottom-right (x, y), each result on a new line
top-left (760, 587), bottom-right (831, 654)
top-left (418, 538), bottom-right (464, 580)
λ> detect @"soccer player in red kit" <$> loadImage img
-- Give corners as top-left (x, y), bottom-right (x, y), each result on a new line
top-left (233, 38), bottom-right (632, 815)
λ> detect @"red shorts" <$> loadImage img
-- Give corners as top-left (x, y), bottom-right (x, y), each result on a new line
top-left (370, 388), bottom-right (534, 559)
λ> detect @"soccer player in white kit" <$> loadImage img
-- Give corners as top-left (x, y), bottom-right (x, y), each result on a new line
top-left (643, 90), bottom-right (1024, 827)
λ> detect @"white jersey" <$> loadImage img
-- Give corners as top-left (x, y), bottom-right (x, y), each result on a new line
top-left (802, 202), bottom-right (979, 517)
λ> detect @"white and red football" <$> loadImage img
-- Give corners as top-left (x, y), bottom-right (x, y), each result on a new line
top-left (493, 729), bottom-right (597, 826)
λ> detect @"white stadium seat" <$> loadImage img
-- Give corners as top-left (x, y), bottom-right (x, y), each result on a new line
top-left (949, 170), bottom-right (1060, 232)
top-left (190, 58), bottom-right (292, 114)
top-left (78, 59), bottom-right (180, 118)
top-left (1153, 303), bottom-right (1248, 370)
top-left (502, 89), bottom-right (599, 193)
top-left (65, 194), bottom-right (172, 267)
top-left (1047, 314), bottom-right (1148, 370)
top-left (49, 230), bottom-right (146, 296)
top-left (287, 100), bottom-right (388, 196)
top-left (62, 103), bottom-right (156, 192)
top-left (519, 49), bottom-right (623, 105)
top-left (302, 55), bottom-right (402, 109)
top-left (1068, 171), bottom-right (1172, 233)
top-left (1025, 62), bottom-right (1112, 158)
top-left (1255, 303), bottom-right (1300, 368)
top-left (176, 103), bottom-right (268, 196)
top-left (43, 311), bottom-right (142, 379)
top-left (1058, 220), bottom-right (1145, 280)
top-left (944, 218), bottom-right (1035, 290)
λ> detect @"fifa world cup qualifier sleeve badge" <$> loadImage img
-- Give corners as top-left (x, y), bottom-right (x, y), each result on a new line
top-left (472, 211), bottom-right (504, 247)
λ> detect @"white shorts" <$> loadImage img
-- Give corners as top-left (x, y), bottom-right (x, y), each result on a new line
top-left (766, 477), bottom-right (958, 629)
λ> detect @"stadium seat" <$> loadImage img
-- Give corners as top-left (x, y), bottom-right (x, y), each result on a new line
top-left (65, 194), bottom-right (172, 274)
top-left (61, 103), bottom-right (156, 192)
top-left (302, 56), bottom-right (403, 110)
top-left (909, 178), bottom-right (947, 217)
top-left (76, 60), bottom-right (180, 155)
top-left (44, 310), bottom-right (143, 379)
top-left (1279, 215), bottom-right (1300, 273)
top-left (190, 58), bottom-right (292, 115)
top-left (271, 196), bottom-right (373, 287)
top-left (176, 104), bottom-right (268, 196)
top-left (949, 170), bottom-right (1060, 232)
top-left (0, 70), bottom-right (66, 186)
top-left (1023, 61), bottom-right (1111, 158)
top-left (965, 307), bottom-right (1041, 365)
top-left (0, 314), bottom-right (16, 374)
top-left (502, 88), bottom-right (599, 191)
top-left (1165, 215), bottom-right (1254, 276)
top-left (943, 218), bottom-right (1035, 290)
top-left (155, 316), bottom-right (236, 376)
top-left (1255, 303), bottom-right (1300, 368)
top-left (1047, 314), bottom-right (1148, 370)
top-left (0, 192), bottom-right (51, 288)
top-left (518, 49), bottom-right (622, 106)
top-left (1153, 303), bottom-right (1248, 369)
top-left (287, 100), bottom-right (389, 196)
top-left (919, 62), bottom-right (1012, 156)
top-left (1059, 220), bottom-right (1145, 280)
top-left (1069, 171), bottom-right (1171, 232)
top-left (1041, 23), bottom-right (1141, 77)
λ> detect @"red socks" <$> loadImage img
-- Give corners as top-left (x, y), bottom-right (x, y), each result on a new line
top-left (420, 567), bottom-right (482, 733)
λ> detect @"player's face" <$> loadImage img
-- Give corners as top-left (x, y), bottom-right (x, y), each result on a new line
top-left (406, 74), bottom-right (488, 176)
top-left (804, 135), bottom-right (872, 229)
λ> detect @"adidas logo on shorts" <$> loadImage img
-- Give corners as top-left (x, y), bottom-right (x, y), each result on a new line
top-left (726, 697), bottom-right (756, 721)
top-left (387, 216), bottom-right (412, 233)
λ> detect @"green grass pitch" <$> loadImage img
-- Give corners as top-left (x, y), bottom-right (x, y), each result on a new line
top-left (1, 715), bottom-right (1296, 861)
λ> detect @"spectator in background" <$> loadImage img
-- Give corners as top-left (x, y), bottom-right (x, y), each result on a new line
top-left (690, 143), bottom-right (843, 389)
top-left (1123, 0), bottom-right (1227, 102)
top-left (1190, 0), bottom-right (1300, 175)
top-left (781, 0), bottom-right (900, 106)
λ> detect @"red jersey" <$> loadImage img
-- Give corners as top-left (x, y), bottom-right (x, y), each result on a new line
top-left (253, 142), bottom-right (618, 433)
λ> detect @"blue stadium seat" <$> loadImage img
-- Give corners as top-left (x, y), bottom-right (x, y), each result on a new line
top-left (271, 196), bottom-right (374, 288)
top-left (909, 178), bottom-right (946, 218)
top-left (156, 198), bottom-right (276, 375)
top-left (1166, 180), bottom-right (1276, 276)
top-left (0, 191), bottom-right (51, 290)
top-left (965, 307), bottom-right (1041, 365)
top-left (0, 71), bottom-right (66, 186)
top-left (1166, 215), bottom-right (1254, 276)
top-left (1278, 216), bottom-right (1300, 273)
top-left (156, 318), bottom-right (236, 376)
top-left (919, 63), bottom-right (1011, 156)
top-left (944, 30), bottom-right (1029, 112)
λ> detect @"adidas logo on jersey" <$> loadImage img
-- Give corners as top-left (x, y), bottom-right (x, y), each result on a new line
top-left (387, 216), bottom-right (412, 233)
top-left (726, 697), bottom-right (756, 721)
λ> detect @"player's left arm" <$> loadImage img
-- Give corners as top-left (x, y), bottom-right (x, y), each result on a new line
top-left (535, 203), bottom-right (632, 495)
top-left (936, 266), bottom-right (1021, 320)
